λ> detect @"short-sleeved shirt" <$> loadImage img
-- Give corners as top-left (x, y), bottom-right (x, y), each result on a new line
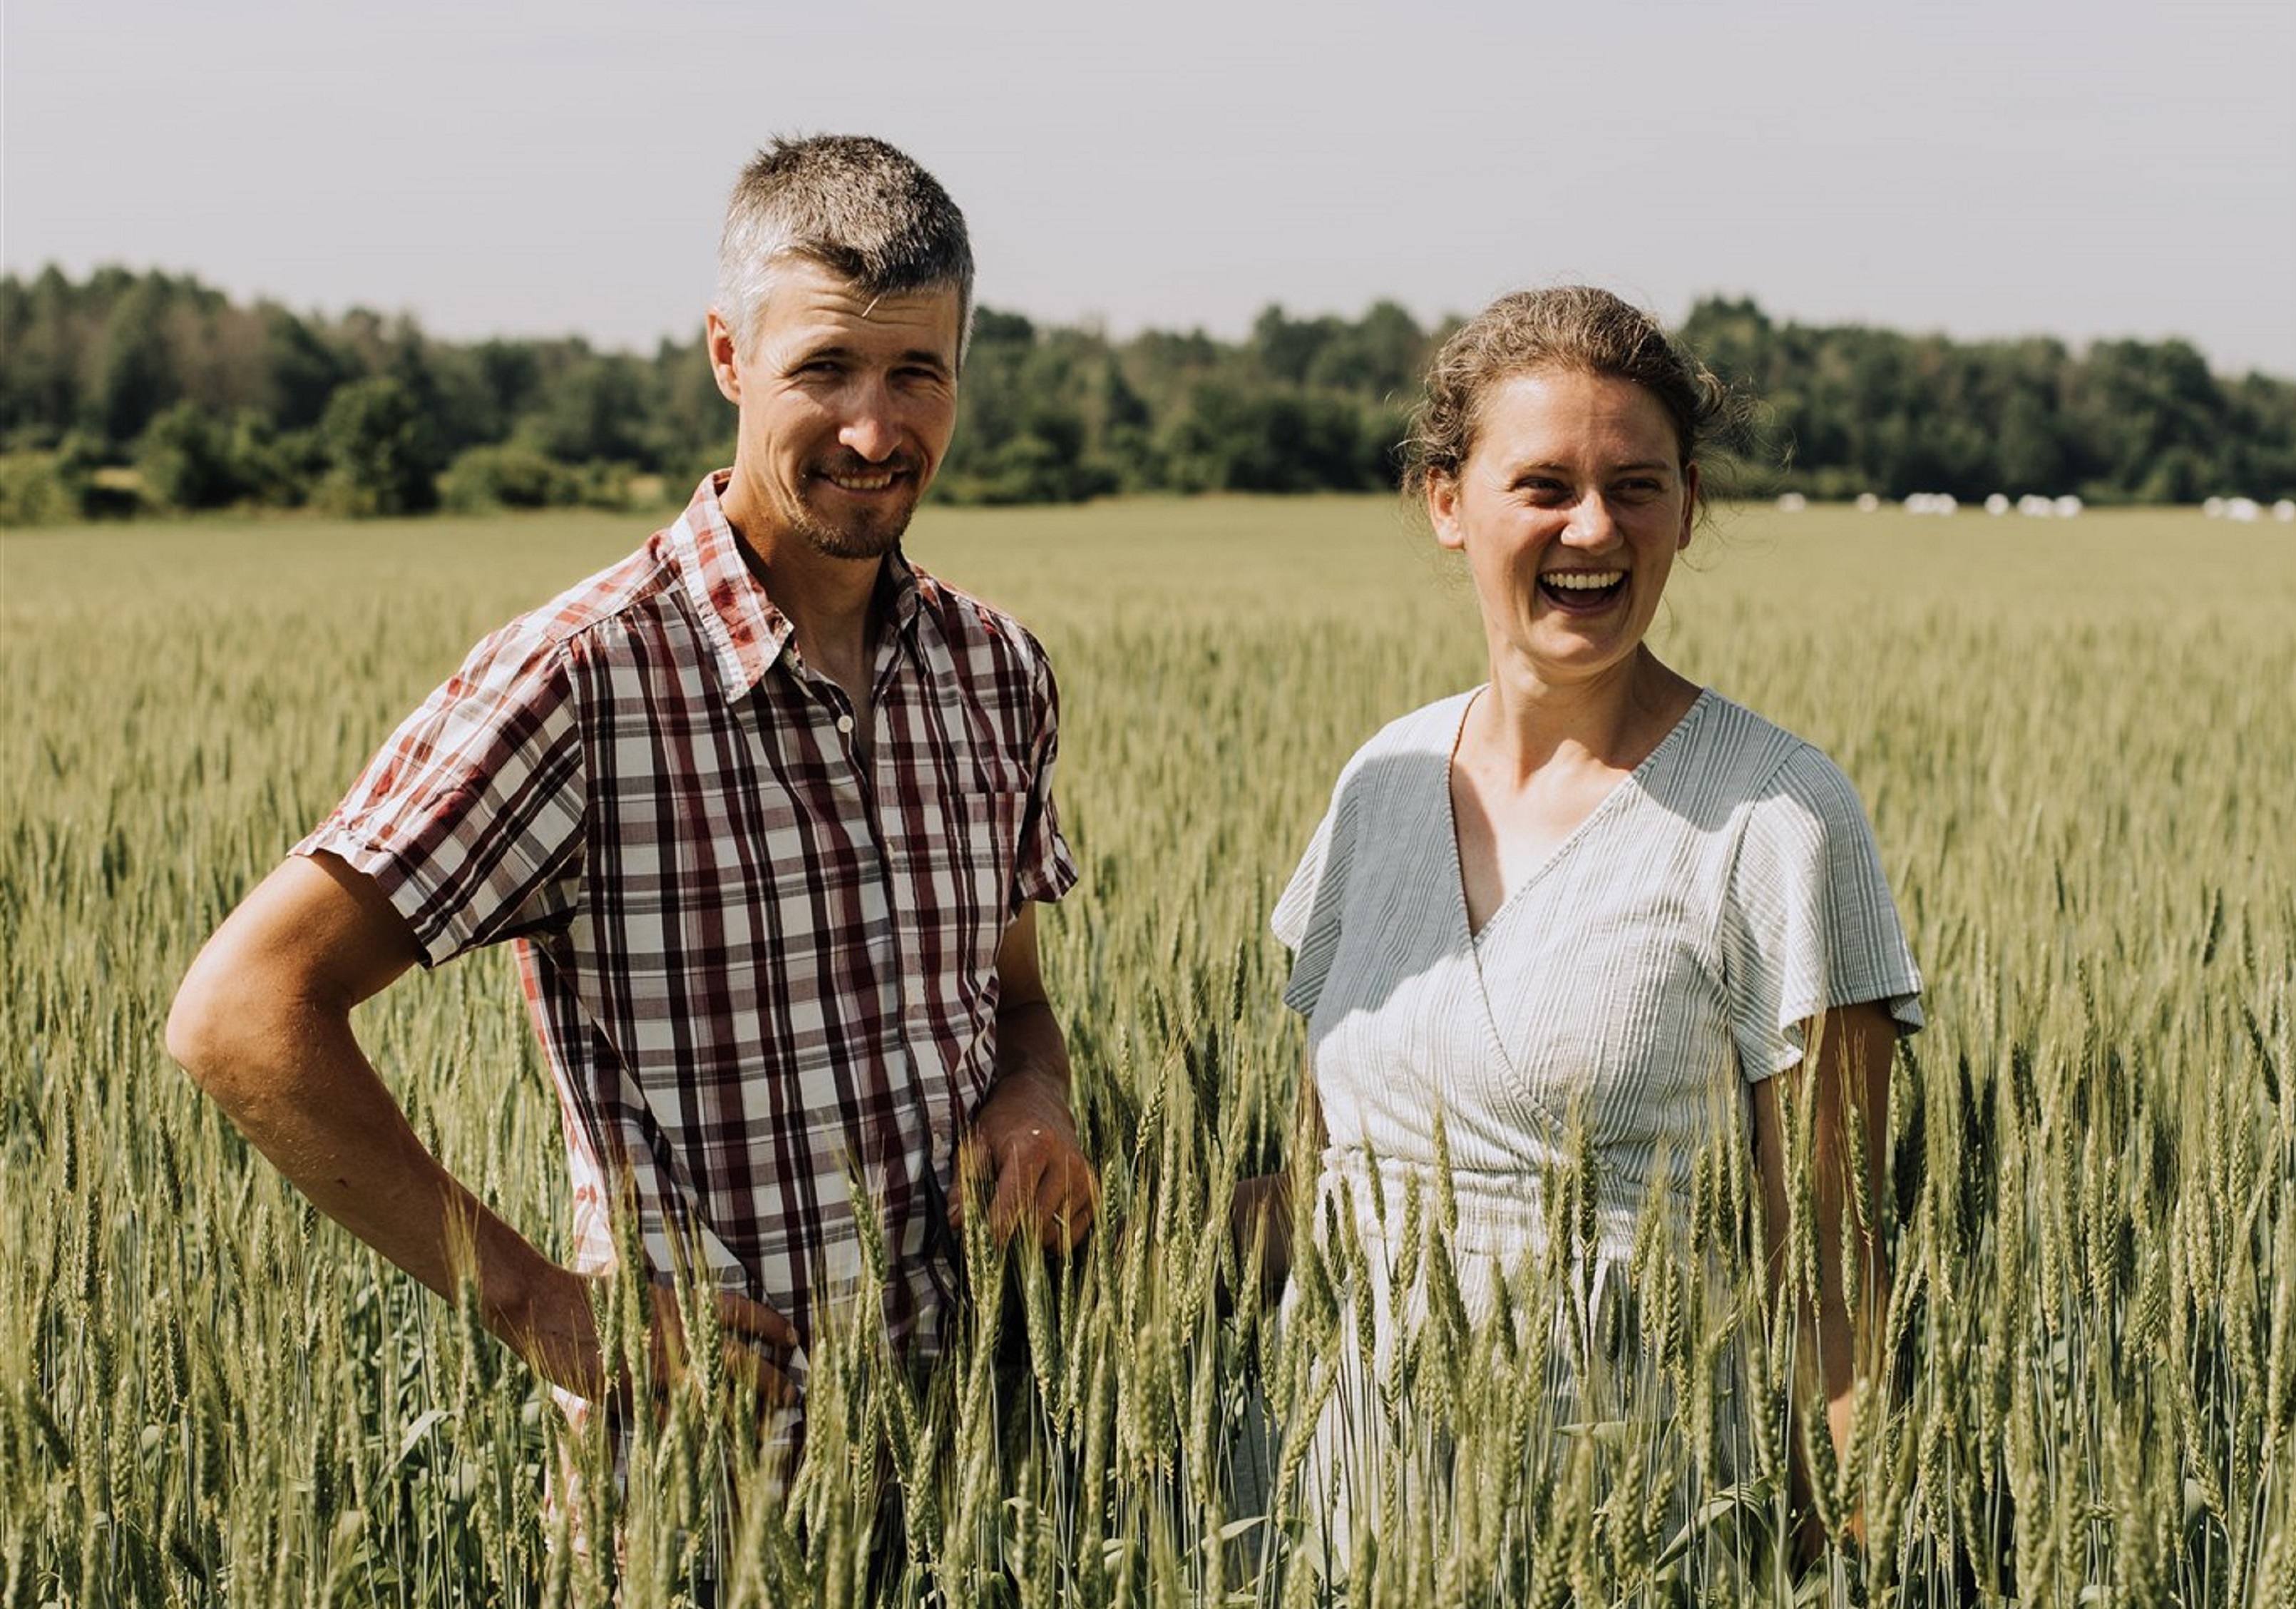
top-left (300, 472), bottom-right (1077, 1365)
top-left (1273, 687), bottom-right (1922, 1284)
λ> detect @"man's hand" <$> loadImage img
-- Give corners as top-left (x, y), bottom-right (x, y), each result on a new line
top-left (642, 1282), bottom-right (805, 1406)
top-left (516, 1267), bottom-right (804, 1408)
top-left (951, 902), bottom-right (1097, 1253)
top-left (954, 1066), bottom-right (1097, 1253)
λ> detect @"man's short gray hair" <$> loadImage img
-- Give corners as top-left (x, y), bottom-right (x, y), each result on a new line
top-left (714, 134), bottom-right (975, 367)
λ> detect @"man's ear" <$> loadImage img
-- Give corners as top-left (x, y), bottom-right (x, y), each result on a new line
top-left (705, 309), bottom-right (742, 406)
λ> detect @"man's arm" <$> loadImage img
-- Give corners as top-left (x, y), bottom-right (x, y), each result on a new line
top-left (165, 851), bottom-right (795, 1398)
top-left (956, 901), bottom-right (1097, 1252)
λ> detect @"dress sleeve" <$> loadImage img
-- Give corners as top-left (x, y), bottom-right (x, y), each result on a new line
top-left (1271, 784), bottom-right (1354, 1019)
top-left (1723, 747), bottom-right (1924, 1081)
top-left (295, 620), bottom-right (587, 967)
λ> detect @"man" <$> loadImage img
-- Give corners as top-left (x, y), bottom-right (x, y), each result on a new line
top-left (166, 136), bottom-right (1095, 1425)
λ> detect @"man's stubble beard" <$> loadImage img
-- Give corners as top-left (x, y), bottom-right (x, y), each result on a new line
top-left (791, 505), bottom-right (912, 562)
top-left (780, 468), bottom-right (923, 563)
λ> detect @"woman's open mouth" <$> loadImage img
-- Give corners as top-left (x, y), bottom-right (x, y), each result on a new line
top-left (1537, 569), bottom-right (1626, 611)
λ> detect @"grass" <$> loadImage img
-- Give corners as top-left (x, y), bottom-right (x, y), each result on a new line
top-left (4, 497), bottom-right (2292, 1605)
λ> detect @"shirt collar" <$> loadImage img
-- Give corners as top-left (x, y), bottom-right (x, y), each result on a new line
top-left (670, 471), bottom-right (926, 701)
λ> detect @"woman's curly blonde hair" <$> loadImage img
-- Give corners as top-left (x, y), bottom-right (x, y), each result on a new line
top-left (1402, 285), bottom-right (1731, 510)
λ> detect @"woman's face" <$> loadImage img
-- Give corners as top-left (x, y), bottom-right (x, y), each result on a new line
top-left (1428, 366), bottom-right (1697, 692)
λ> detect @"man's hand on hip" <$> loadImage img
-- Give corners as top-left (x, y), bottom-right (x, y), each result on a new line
top-left (513, 1263), bottom-right (804, 1410)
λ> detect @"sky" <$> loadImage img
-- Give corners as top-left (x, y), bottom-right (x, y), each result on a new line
top-left (7, 0), bottom-right (2294, 377)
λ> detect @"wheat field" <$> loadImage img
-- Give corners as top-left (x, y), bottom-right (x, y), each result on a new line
top-left (4, 497), bottom-right (2292, 1606)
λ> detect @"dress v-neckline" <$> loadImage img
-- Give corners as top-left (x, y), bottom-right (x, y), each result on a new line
top-left (1444, 686), bottom-right (1711, 949)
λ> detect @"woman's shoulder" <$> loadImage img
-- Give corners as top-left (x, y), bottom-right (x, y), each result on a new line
top-left (1654, 692), bottom-right (1872, 823)
top-left (1328, 689), bottom-right (1477, 781)
top-left (1303, 690), bottom-right (1478, 845)
top-left (1681, 691), bottom-right (1843, 780)
top-left (1672, 693), bottom-right (1882, 852)
top-left (1365, 688), bottom-right (1478, 753)
top-left (1275, 691), bottom-right (1471, 959)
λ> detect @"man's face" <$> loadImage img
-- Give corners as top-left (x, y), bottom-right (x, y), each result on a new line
top-left (709, 258), bottom-right (963, 563)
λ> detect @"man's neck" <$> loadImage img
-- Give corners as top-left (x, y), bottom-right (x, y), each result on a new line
top-left (737, 531), bottom-right (884, 712)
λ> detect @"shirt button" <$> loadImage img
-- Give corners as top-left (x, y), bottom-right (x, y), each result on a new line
top-left (836, 714), bottom-right (855, 735)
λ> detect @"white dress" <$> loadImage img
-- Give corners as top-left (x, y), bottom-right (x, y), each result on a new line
top-left (1269, 687), bottom-right (1922, 1562)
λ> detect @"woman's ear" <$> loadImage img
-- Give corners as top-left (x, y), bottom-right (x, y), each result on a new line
top-left (1678, 461), bottom-right (1701, 550)
top-left (1428, 471), bottom-right (1467, 551)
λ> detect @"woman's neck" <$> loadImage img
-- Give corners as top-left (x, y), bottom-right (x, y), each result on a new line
top-left (1468, 648), bottom-right (1700, 785)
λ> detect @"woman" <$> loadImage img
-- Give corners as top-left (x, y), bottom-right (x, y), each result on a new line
top-left (1241, 286), bottom-right (1922, 1570)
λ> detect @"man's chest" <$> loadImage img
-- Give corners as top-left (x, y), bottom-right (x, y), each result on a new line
top-left (571, 670), bottom-right (1029, 986)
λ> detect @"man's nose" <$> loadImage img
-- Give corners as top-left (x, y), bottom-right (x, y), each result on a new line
top-left (838, 377), bottom-right (901, 462)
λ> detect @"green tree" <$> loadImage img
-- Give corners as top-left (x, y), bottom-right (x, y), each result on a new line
top-left (93, 278), bottom-right (180, 446)
top-left (319, 376), bottom-right (444, 516)
top-left (1, 267), bottom-right (88, 448)
top-left (1161, 384), bottom-right (1380, 493)
top-left (1305, 300), bottom-right (1428, 399)
top-left (650, 334), bottom-right (736, 486)
top-left (1248, 305), bottom-right (1336, 387)
top-left (521, 352), bottom-right (662, 469)
top-left (440, 442), bottom-right (582, 510)
top-left (136, 402), bottom-right (245, 511)
top-left (260, 308), bottom-right (352, 433)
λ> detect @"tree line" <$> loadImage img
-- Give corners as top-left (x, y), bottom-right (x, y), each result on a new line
top-left (4, 265), bottom-right (2292, 524)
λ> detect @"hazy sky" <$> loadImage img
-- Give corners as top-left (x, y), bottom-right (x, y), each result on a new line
top-left (9, 0), bottom-right (2293, 376)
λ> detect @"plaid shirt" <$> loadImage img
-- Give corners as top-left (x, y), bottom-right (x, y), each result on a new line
top-left (300, 472), bottom-right (1077, 1365)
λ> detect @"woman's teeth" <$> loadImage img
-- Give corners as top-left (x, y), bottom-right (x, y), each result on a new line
top-left (1542, 570), bottom-right (1624, 592)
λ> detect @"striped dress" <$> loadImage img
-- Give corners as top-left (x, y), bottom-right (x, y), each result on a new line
top-left (1270, 687), bottom-right (1922, 1563)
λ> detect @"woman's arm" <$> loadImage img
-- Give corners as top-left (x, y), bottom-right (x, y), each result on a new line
top-left (1748, 996), bottom-right (1899, 1549)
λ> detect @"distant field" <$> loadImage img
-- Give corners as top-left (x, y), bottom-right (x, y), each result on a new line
top-left (6, 498), bottom-right (2292, 1605)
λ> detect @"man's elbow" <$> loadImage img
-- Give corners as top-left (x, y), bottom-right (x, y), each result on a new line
top-left (167, 956), bottom-right (225, 1089)
top-left (166, 946), bottom-right (271, 1110)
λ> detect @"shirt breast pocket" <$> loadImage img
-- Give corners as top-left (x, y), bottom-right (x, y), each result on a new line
top-left (957, 779), bottom-right (1030, 926)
